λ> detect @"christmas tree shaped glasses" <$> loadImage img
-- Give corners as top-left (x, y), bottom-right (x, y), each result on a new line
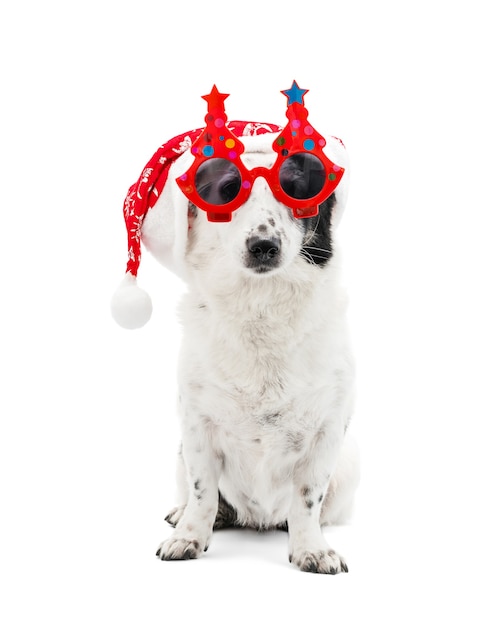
top-left (176, 81), bottom-right (345, 222)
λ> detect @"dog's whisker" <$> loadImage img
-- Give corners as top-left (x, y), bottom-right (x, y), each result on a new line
top-left (299, 250), bottom-right (317, 265)
top-left (303, 221), bottom-right (321, 246)
top-left (302, 245), bottom-right (332, 255)
top-left (303, 231), bottom-right (316, 246)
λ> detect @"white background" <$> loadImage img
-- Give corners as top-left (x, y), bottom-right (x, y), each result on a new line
top-left (1, 1), bottom-right (500, 624)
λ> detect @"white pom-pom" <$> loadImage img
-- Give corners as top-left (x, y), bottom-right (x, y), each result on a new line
top-left (111, 273), bottom-right (152, 329)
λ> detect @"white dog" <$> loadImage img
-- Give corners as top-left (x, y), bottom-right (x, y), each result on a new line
top-left (112, 91), bottom-right (359, 574)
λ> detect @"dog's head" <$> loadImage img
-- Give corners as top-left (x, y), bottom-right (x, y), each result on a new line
top-left (111, 85), bottom-right (350, 328)
top-left (141, 132), bottom-right (349, 282)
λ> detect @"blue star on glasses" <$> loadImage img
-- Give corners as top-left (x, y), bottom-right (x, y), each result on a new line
top-left (281, 80), bottom-right (309, 106)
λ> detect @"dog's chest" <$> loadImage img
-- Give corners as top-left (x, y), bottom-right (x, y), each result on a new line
top-left (181, 292), bottom-right (327, 401)
top-left (178, 277), bottom-right (346, 423)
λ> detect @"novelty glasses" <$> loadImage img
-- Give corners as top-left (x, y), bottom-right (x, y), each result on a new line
top-left (176, 82), bottom-right (345, 222)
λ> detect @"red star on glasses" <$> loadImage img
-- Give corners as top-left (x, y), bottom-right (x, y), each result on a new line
top-left (202, 85), bottom-right (229, 111)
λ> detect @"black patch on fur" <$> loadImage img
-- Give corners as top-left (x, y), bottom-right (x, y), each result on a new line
top-left (301, 485), bottom-right (315, 509)
top-left (285, 430), bottom-right (305, 453)
top-left (213, 492), bottom-right (289, 532)
top-left (213, 492), bottom-right (240, 529)
top-left (262, 412), bottom-right (281, 425)
top-left (299, 193), bottom-right (335, 267)
top-left (215, 449), bottom-right (226, 469)
top-left (193, 479), bottom-right (205, 500)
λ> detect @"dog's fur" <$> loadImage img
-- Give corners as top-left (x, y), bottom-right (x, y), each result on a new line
top-left (142, 134), bottom-right (359, 574)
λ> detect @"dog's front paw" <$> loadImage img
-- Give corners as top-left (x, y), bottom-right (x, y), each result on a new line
top-left (156, 535), bottom-right (206, 561)
top-left (289, 548), bottom-right (348, 574)
top-left (164, 505), bottom-right (186, 527)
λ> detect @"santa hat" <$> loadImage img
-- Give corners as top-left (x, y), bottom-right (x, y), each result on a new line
top-left (111, 121), bottom-right (282, 329)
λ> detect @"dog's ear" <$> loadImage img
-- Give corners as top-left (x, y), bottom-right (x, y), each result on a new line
top-left (141, 148), bottom-right (194, 281)
top-left (323, 136), bottom-right (350, 229)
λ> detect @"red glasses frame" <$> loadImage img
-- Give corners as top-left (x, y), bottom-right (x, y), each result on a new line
top-left (176, 83), bottom-right (345, 222)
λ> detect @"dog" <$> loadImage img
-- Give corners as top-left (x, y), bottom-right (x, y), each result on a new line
top-left (126, 117), bottom-right (361, 574)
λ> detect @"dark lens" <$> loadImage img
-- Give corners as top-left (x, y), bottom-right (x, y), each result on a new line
top-left (279, 153), bottom-right (326, 200)
top-left (194, 158), bottom-right (241, 205)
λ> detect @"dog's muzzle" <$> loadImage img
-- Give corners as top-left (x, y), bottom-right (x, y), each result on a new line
top-left (245, 236), bottom-right (282, 272)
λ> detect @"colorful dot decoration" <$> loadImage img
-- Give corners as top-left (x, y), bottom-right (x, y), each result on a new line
top-left (181, 83), bottom-right (343, 216)
top-left (193, 129), bottom-right (244, 162)
top-left (186, 85), bottom-right (246, 166)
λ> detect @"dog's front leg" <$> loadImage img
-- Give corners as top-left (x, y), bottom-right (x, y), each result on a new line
top-left (288, 427), bottom-right (348, 574)
top-left (157, 424), bottom-right (220, 561)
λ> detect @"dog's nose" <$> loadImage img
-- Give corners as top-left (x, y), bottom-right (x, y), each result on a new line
top-left (247, 236), bottom-right (281, 263)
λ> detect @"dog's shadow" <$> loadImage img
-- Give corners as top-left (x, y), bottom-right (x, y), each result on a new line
top-left (208, 527), bottom-right (290, 569)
